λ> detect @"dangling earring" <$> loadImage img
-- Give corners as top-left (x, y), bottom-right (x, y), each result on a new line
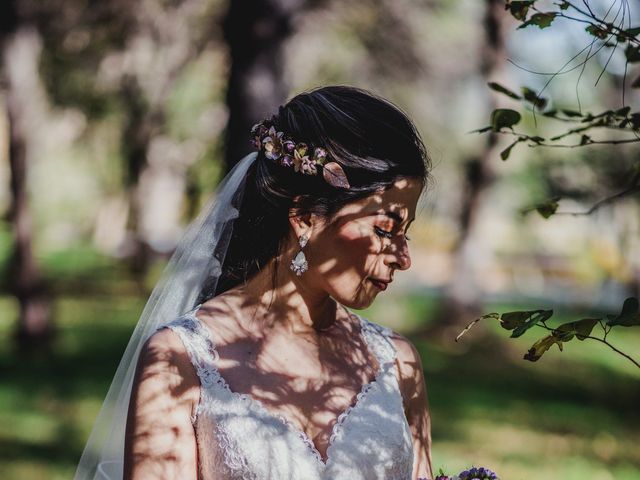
top-left (290, 233), bottom-right (309, 276)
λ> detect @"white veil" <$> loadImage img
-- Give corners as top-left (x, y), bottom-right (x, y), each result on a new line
top-left (74, 151), bottom-right (258, 480)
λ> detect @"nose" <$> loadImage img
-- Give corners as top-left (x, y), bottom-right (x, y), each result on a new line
top-left (388, 238), bottom-right (411, 271)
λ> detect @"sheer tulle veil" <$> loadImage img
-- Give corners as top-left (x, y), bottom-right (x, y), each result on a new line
top-left (74, 151), bottom-right (258, 480)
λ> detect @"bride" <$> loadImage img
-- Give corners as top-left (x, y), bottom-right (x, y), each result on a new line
top-left (75, 85), bottom-right (433, 480)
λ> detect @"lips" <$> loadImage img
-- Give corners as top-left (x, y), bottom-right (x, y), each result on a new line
top-left (369, 278), bottom-right (390, 291)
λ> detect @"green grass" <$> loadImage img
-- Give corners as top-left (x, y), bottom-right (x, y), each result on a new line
top-left (1, 288), bottom-right (639, 479)
top-left (366, 294), bottom-right (640, 479)
top-left (0, 295), bottom-right (145, 480)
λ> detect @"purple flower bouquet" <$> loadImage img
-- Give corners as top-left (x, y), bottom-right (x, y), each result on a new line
top-left (432, 466), bottom-right (499, 480)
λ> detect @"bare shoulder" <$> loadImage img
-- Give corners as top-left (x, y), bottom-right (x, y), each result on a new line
top-left (381, 328), bottom-right (429, 435)
top-left (387, 329), bottom-right (423, 373)
top-left (125, 326), bottom-right (201, 478)
top-left (136, 326), bottom-right (200, 390)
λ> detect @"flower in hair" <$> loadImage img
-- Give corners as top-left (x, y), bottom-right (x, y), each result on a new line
top-left (262, 126), bottom-right (284, 161)
top-left (250, 119), bottom-right (350, 188)
top-left (293, 143), bottom-right (319, 175)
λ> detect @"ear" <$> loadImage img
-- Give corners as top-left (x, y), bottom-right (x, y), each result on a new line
top-left (288, 211), bottom-right (313, 239)
top-left (288, 195), bottom-right (316, 238)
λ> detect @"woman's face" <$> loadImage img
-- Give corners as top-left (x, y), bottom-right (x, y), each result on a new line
top-left (306, 177), bottom-right (423, 309)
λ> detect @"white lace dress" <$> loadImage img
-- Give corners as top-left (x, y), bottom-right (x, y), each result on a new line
top-left (163, 304), bottom-right (414, 480)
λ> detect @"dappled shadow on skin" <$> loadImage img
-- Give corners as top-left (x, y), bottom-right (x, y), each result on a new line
top-left (123, 337), bottom-right (202, 478)
top-left (2, 183), bottom-right (426, 477)
top-left (120, 299), bottom-right (407, 476)
top-left (183, 294), bottom-right (386, 463)
top-left (119, 183), bottom-right (423, 477)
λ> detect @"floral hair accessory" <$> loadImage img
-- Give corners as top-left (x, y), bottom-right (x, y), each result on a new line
top-left (250, 119), bottom-right (351, 189)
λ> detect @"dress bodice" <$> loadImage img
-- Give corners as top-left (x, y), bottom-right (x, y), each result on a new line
top-left (163, 304), bottom-right (414, 480)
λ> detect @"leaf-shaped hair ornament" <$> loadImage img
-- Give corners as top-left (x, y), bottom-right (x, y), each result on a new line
top-left (322, 161), bottom-right (351, 189)
top-left (251, 118), bottom-right (351, 189)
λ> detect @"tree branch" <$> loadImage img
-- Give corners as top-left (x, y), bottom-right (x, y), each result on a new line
top-left (535, 323), bottom-right (640, 369)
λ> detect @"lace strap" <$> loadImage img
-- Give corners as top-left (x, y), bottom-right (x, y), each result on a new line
top-left (161, 306), bottom-right (220, 371)
top-left (358, 316), bottom-right (398, 365)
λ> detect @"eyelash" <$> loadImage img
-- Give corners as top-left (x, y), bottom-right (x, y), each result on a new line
top-left (375, 226), bottom-right (411, 241)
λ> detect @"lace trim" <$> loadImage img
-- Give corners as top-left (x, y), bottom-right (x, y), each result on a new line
top-left (359, 317), bottom-right (398, 364)
top-left (165, 306), bottom-right (399, 468)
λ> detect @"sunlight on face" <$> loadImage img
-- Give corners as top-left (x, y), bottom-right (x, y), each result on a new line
top-left (308, 177), bottom-right (423, 309)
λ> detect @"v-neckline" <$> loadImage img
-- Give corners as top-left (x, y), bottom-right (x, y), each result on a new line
top-left (185, 303), bottom-right (385, 467)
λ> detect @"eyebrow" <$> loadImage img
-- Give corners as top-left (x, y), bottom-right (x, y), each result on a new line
top-left (382, 211), bottom-right (415, 225)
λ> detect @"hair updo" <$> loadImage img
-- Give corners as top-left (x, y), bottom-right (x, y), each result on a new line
top-left (210, 85), bottom-right (431, 298)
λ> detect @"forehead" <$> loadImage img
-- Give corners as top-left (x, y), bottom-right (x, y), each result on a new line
top-left (336, 177), bottom-right (423, 222)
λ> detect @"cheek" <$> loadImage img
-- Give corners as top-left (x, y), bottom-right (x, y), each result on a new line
top-left (332, 225), bottom-right (379, 267)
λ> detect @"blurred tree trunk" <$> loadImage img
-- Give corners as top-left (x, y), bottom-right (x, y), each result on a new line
top-left (428, 0), bottom-right (507, 336)
top-left (120, 77), bottom-right (164, 278)
top-left (221, 0), bottom-right (421, 173)
top-left (1, 5), bottom-right (53, 350)
top-left (222, 0), bottom-right (320, 172)
top-left (118, 1), bottom-right (214, 279)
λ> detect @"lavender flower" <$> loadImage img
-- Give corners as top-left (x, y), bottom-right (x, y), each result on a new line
top-left (433, 465), bottom-right (498, 480)
top-left (313, 146), bottom-right (327, 165)
top-left (457, 466), bottom-right (498, 480)
top-left (280, 154), bottom-right (294, 168)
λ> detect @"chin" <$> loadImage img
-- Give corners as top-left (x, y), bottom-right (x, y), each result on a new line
top-left (333, 291), bottom-right (376, 311)
top-left (349, 298), bottom-right (375, 310)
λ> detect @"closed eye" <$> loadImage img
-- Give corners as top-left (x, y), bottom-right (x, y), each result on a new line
top-left (374, 226), bottom-right (393, 239)
top-left (375, 226), bottom-right (411, 242)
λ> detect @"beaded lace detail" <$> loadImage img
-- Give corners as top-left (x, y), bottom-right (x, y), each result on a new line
top-left (161, 305), bottom-right (414, 480)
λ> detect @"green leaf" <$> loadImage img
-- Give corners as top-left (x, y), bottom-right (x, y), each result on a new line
top-left (490, 109), bottom-right (521, 131)
top-left (561, 109), bottom-right (583, 118)
top-left (535, 198), bottom-right (559, 218)
top-left (607, 297), bottom-right (640, 327)
top-left (523, 334), bottom-right (563, 362)
top-left (579, 134), bottom-right (592, 145)
top-left (591, 109), bottom-right (615, 119)
top-left (507, 1), bottom-right (535, 21)
top-left (519, 12), bottom-right (557, 29)
top-left (488, 82), bottom-right (522, 100)
top-left (625, 26), bottom-right (640, 36)
top-left (501, 310), bottom-right (553, 338)
top-left (511, 310), bottom-right (553, 338)
top-left (615, 106), bottom-right (631, 116)
top-left (625, 46), bottom-right (640, 63)
top-left (558, 1), bottom-right (570, 10)
top-left (500, 311), bottom-right (533, 331)
top-left (521, 86), bottom-right (548, 109)
top-left (586, 24), bottom-right (609, 39)
top-left (500, 139), bottom-right (520, 161)
top-left (554, 318), bottom-right (599, 341)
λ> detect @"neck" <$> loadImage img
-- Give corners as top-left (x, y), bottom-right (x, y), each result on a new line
top-left (231, 256), bottom-right (343, 335)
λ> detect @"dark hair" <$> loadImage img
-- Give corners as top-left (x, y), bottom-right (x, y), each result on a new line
top-left (209, 85), bottom-right (431, 298)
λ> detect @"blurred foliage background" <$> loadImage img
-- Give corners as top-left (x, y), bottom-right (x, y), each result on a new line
top-left (0, 0), bottom-right (638, 479)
